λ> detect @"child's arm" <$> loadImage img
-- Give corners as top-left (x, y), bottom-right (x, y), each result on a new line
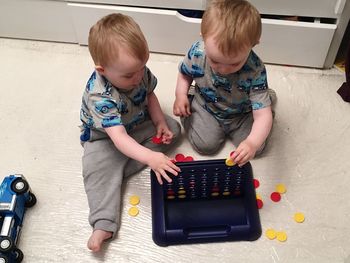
top-left (105, 125), bottom-right (180, 184)
top-left (173, 72), bottom-right (193, 117)
top-left (147, 91), bottom-right (174, 144)
top-left (232, 106), bottom-right (273, 166)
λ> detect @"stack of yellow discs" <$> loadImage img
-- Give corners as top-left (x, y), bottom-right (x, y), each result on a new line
top-left (128, 195), bottom-right (141, 217)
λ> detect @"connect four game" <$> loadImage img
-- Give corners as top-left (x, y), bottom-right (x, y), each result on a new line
top-left (150, 159), bottom-right (262, 246)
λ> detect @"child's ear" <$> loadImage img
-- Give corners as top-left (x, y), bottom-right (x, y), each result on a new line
top-left (95, 65), bottom-right (105, 74)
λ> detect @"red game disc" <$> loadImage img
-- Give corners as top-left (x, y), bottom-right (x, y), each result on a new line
top-left (270, 192), bottom-right (281, 202)
top-left (183, 156), bottom-right (194, 161)
top-left (152, 136), bottom-right (162, 144)
top-left (175, 153), bottom-right (185, 162)
top-left (253, 179), bottom-right (260, 189)
top-left (256, 199), bottom-right (263, 209)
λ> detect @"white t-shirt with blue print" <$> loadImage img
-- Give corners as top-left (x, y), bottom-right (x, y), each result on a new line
top-left (180, 40), bottom-right (271, 121)
top-left (80, 67), bottom-right (157, 142)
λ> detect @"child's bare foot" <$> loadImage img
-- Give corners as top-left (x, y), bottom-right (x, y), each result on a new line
top-left (87, 229), bottom-right (113, 252)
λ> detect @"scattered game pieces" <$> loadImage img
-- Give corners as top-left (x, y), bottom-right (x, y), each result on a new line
top-left (256, 199), bottom-right (263, 209)
top-left (175, 153), bottom-right (185, 162)
top-left (294, 212), bottom-right (305, 223)
top-left (276, 231), bottom-right (287, 242)
top-left (265, 229), bottom-right (276, 240)
top-left (129, 195), bottom-right (140, 206)
top-left (152, 136), bottom-right (162, 144)
top-left (276, 183), bottom-right (287, 194)
top-left (128, 206), bottom-right (139, 217)
top-left (253, 179), bottom-right (260, 188)
top-left (174, 153), bottom-right (194, 162)
top-left (270, 192), bottom-right (281, 202)
top-left (225, 158), bottom-right (235, 166)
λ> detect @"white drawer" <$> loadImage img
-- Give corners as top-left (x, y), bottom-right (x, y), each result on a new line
top-left (68, 3), bottom-right (201, 55)
top-left (250, 0), bottom-right (346, 18)
top-left (68, 3), bottom-right (336, 68)
top-left (0, 0), bottom-right (77, 43)
top-left (256, 19), bottom-right (336, 68)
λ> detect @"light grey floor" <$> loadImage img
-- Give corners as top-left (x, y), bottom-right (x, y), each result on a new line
top-left (1, 38), bottom-right (350, 263)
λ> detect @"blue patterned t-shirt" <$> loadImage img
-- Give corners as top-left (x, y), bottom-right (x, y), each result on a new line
top-left (80, 67), bottom-right (157, 142)
top-left (180, 40), bottom-right (271, 121)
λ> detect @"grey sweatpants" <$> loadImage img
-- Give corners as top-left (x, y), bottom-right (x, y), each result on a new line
top-left (182, 90), bottom-right (276, 155)
top-left (82, 115), bottom-right (181, 237)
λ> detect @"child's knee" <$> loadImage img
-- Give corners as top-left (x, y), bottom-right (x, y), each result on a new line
top-left (190, 136), bottom-right (223, 155)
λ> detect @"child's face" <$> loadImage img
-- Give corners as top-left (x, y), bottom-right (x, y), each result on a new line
top-left (99, 49), bottom-right (149, 90)
top-left (205, 37), bottom-right (251, 75)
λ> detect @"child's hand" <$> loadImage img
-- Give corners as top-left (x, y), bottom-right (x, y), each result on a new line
top-left (155, 122), bottom-right (174, 144)
top-left (148, 152), bottom-right (181, 185)
top-left (173, 96), bottom-right (191, 117)
top-left (231, 139), bottom-right (258, 166)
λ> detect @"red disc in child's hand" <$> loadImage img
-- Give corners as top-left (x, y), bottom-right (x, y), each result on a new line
top-left (230, 151), bottom-right (235, 158)
top-left (270, 192), bottom-right (281, 202)
top-left (175, 153), bottom-right (185, 162)
top-left (253, 179), bottom-right (260, 189)
top-left (256, 199), bottom-right (263, 209)
top-left (152, 136), bottom-right (162, 144)
top-left (183, 156), bottom-right (194, 161)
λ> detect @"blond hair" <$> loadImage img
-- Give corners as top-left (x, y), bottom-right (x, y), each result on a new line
top-left (88, 13), bottom-right (149, 67)
top-left (201, 0), bottom-right (261, 55)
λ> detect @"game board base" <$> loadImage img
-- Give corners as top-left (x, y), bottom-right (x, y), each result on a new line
top-left (151, 159), bottom-right (262, 246)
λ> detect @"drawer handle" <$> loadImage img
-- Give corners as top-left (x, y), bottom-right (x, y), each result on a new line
top-left (175, 11), bottom-right (202, 24)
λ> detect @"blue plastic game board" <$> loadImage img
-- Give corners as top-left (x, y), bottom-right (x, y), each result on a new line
top-left (150, 159), bottom-right (261, 246)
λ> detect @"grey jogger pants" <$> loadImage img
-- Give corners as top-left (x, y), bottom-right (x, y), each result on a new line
top-left (182, 90), bottom-right (276, 155)
top-left (82, 115), bottom-right (181, 236)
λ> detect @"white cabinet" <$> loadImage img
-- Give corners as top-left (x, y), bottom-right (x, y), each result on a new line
top-left (0, 0), bottom-right (349, 68)
top-left (67, 0), bottom-right (349, 68)
top-left (0, 0), bottom-right (77, 43)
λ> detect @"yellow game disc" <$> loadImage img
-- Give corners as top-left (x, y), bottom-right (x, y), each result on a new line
top-left (265, 229), bottom-right (276, 240)
top-left (129, 195), bottom-right (140, 205)
top-left (276, 184), bottom-right (287, 194)
top-left (276, 231), bottom-right (287, 242)
top-left (256, 194), bottom-right (262, 200)
top-left (294, 212), bottom-right (305, 223)
top-left (225, 158), bottom-right (235, 166)
top-left (128, 207), bottom-right (139, 217)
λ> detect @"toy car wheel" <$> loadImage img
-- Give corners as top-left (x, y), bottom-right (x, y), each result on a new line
top-left (25, 192), bottom-right (37, 208)
top-left (0, 254), bottom-right (9, 263)
top-left (14, 248), bottom-right (23, 263)
top-left (0, 237), bottom-right (13, 252)
top-left (10, 178), bottom-right (29, 195)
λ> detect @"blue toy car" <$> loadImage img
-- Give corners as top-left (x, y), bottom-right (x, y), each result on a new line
top-left (0, 174), bottom-right (36, 263)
